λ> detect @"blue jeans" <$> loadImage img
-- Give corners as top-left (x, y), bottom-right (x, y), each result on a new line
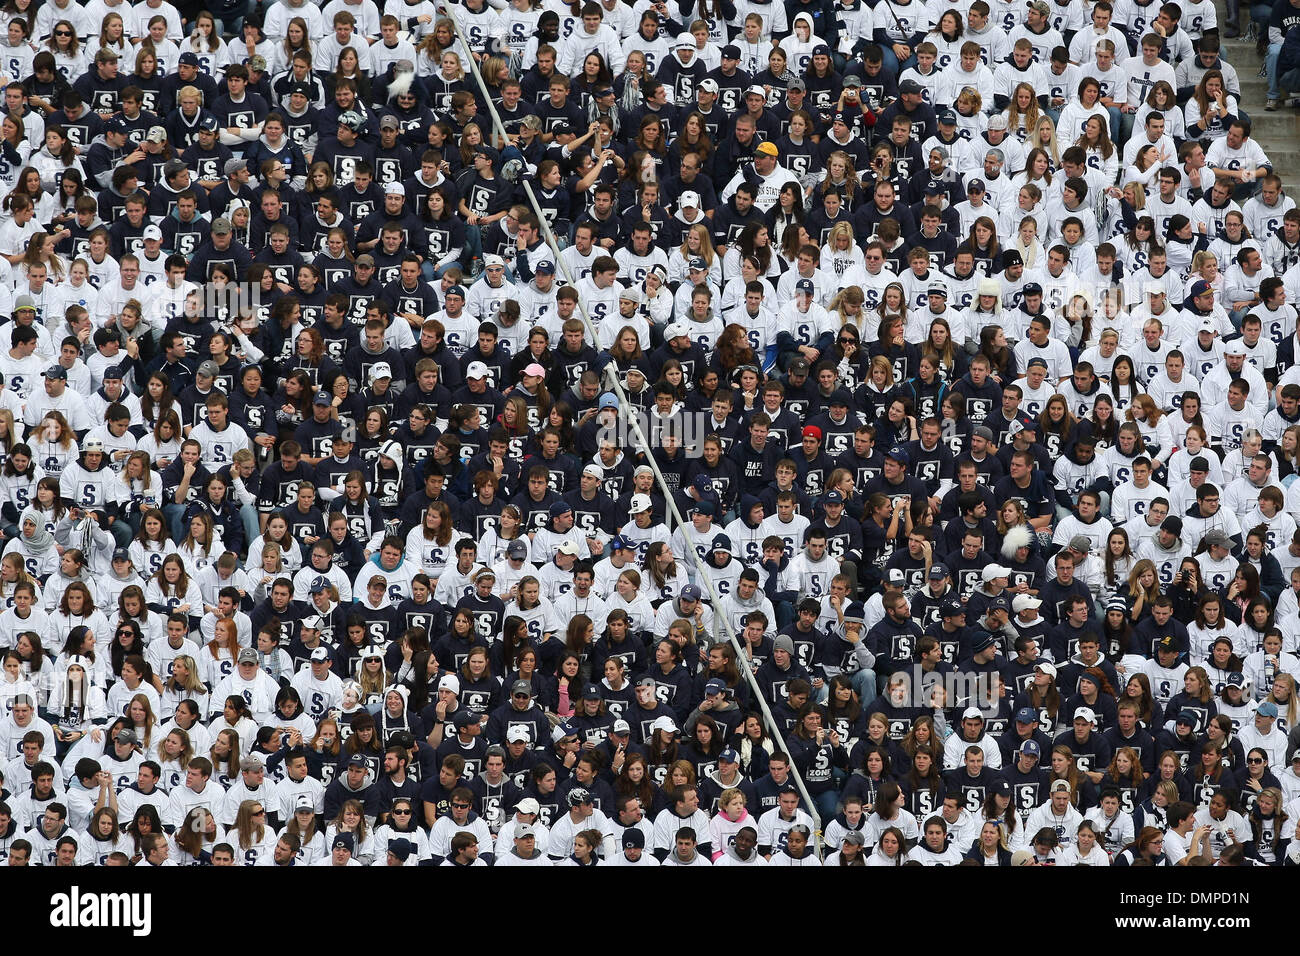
top-left (850, 667), bottom-right (878, 704)
top-left (879, 47), bottom-right (917, 76)
top-left (1105, 105), bottom-right (1122, 144)
top-left (1252, 4), bottom-right (1273, 33)
top-left (213, 0), bottom-right (252, 35)
top-left (240, 503), bottom-right (259, 556)
top-left (1269, 41), bottom-right (1286, 98)
top-left (421, 260), bottom-right (461, 281)
top-left (813, 787), bottom-right (840, 821)
top-left (107, 519), bottom-right (131, 549)
top-left (1118, 109), bottom-right (1136, 148)
top-left (163, 503), bottom-right (187, 543)
top-left (1282, 67), bottom-right (1300, 99)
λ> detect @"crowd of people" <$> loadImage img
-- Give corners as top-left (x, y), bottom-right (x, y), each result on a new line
top-left (0, 0), bottom-right (1294, 869)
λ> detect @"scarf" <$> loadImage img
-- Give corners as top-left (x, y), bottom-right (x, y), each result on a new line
top-left (18, 506), bottom-right (53, 552)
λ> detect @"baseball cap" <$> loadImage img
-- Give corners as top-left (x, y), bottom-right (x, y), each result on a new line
top-left (1203, 529), bottom-right (1231, 549)
top-left (506, 539), bottom-right (529, 560)
top-left (1012, 595), bottom-right (1042, 612)
top-left (928, 564), bottom-right (948, 580)
top-left (755, 140), bottom-right (778, 157)
top-left (981, 564), bottom-right (1011, 582)
top-left (237, 648), bottom-right (258, 665)
top-left (1019, 739), bottom-right (1041, 758)
top-left (42, 364), bottom-right (66, 380)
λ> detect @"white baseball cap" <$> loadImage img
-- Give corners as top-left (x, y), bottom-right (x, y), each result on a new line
top-left (629, 493), bottom-right (652, 513)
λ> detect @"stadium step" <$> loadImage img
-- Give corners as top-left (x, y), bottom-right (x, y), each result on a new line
top-left (1215, 31), bottom-right (1296, 170)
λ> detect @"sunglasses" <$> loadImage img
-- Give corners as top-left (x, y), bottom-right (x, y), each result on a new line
top-left (451, 802), bottom-right (470, 809)
top-left (391, 807), bottom-right (411, 814)
top-left (1247, 757), bottom-right (1264, 764)
top-left (54, 30), bottom-right (72, 36)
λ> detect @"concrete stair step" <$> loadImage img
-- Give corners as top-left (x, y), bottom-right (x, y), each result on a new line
top-left (1235, 111), bottom-right (1300, 132)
